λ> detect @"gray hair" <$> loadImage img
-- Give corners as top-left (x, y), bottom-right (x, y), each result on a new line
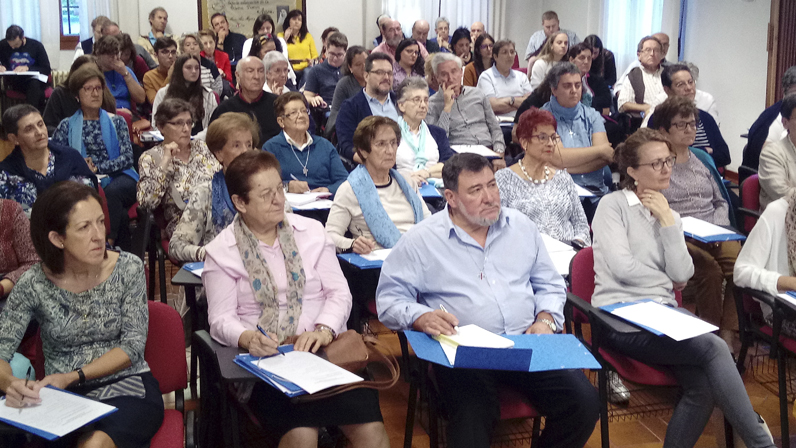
top-left (683, 61), bottom-right (700, 82)
top-left (783, 66), bottom-right (796, 93)
top-left (431, 52), bottom-right (462, 76)
top-left (396, 76), bottom-right (429, 104)
top-left (547, 61), bottom-right (581, 89)
top-left (235, 56), bottom-right (265, 75)
top-left (263, 51), bottom-right (288, 73)
top-left (435, 17), bottom-right (450, 29)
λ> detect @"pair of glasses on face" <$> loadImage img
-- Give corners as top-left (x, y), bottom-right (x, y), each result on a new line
top-left (671, 121), bottom-right (697, 131)
top-left (530, 133), bottom-right (561, 144)
top-left (480, 43), bottom-right (494, 50)
top-left (167, 120), bottom-right (194, 129)
top-left (368, 69), bottom-right (393, 78)
top-left (372, 139), bottom-right (399, 150)
top-left (405, 96), bottom-right (429, 106)
top-left (283, 109), bottom-right (310, 120)
top-left (81, 85), bottom-right (103, 94)
top-left (637, 156), bottom-right (676, 171)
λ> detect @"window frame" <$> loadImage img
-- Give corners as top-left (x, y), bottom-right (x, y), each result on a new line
top-left (59, 0), bottom-right (80, 51)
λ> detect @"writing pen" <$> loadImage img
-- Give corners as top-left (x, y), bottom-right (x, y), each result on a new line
top-left (19, 366), bottom-right (31, 413)
top-left (257, 325), bottom-right (285, 356)
top-left (439, 304), bottom-right (460, 333)
top-left (290, 174), bottom-right (299, 181)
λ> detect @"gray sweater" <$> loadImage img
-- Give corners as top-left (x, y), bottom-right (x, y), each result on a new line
top-left (591, 190), bottom-right (694, 307)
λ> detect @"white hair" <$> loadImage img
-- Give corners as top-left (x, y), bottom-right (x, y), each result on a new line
top-left (263, 51), bottom-right (288, 73)
top-left (235, 56), bottom-right (265, 75)
top-left (431, 52), bottom-right (462, 75)
top-left (435, 17), bottom-right (450, 29)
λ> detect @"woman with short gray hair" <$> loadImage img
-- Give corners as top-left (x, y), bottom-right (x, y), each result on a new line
top-left (395, 76), bottom-right (455, 185)
top-left (263, 51), bottom-right (292, 94)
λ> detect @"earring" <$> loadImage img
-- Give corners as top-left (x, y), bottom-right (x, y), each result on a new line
top-left (634, 180), bottom-right (638, 186)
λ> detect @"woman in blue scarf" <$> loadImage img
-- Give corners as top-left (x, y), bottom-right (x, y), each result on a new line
top-left (169, 112), bottom-right (259, 262)
top-left (52, 65), bottom-right (138, 250)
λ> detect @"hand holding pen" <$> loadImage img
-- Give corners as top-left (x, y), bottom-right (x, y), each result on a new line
top-left (248, 325), bottom-right (282, 358)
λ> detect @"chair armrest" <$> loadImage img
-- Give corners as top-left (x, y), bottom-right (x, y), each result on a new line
top-left (737, 207), bottom-right (761, 220)
top-left (566, 292), bottom-right (593, 315)
top-left (185, 409), bottom-right (195, 448)
top-left (737, 287), bottom-right (777, 309)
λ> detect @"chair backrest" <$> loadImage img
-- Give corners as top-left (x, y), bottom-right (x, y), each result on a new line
top-left (130, 206), bottom-right (152, 263)
top-left (97, 185), bottom-right (112, 236)
top-left (144, 301), bottom-right (188, 394)
top-left (741, 174), bottom-right (760, 233)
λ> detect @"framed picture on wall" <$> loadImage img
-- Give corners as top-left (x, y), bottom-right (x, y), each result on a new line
top-left (198, 0), bottom-right (306, 36)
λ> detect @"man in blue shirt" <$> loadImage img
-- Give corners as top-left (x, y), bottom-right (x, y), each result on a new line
top-left (93, 35), bottom-right (145, 112)
top-left (377, 153), bottom-right (599, 448)
top-left (304, 32), bottom-right (347, 110)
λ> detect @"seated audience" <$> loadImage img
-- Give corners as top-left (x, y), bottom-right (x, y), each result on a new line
top-left (119, 33), bottom-right (149, 82)
top-left (646, 64), bottom-right (730, 168)
top-left (152, 55), bottom-right (218, 137)
top-left (524, 10), bottom-right (580, 64)
top-left (248, 33), bottom-right (298, 87)
top-left (0, 182), bottom-right (164, 448)
top-left (617, 36), bottom-right (665, 115)
top-left (583, 34), bottom-right (617, 88)
top-left (93, 35), bottom-right (145, 112)
top-left (138, 7), bottom-right (170, 57)
top-left (304, 32), bottom-right (348, 109)
top-left (211, 13), bottom-right (246, 64)
top-left (279, 9), bottom-right (318, 83)
top-left (0, 105), bottom-right (97, 213)
top-left (744, 66), bottom-right (796, 170)
top-left (514, 70), bottom-right (557, 116)
top-left (263, 51), bottom-right (293, 95)
top-left (684, 62), bottom-right (719, 123)
top-left (170, 113), bottom-right (259, 262)
top-left (0, 25), bottom-right (51, 112)
top-left (242, 14), bottom-right (289, 63)
top-left (529, 32), bottom-right (569, 90)
top-left (477, 40), bottom-right (532, 120)
top-left (412, 20), bottom-right (438, 53)
top-left (427, 53), bottom-right (506, 168)
top-left (181, 33), bottom-right (223, 97)
top-left (759, 94), bottom-right (796, 209)
top-left (376, 152), bottom-right (599, 448)
top-left (142, 37), bottom-right (178, 105)
top-left (430, 17), bottom-right (451, 52)
top-left (614, 32), bottom-right (670, 93)
top-left (202, 150), bottom-right (390, 448)
top-left (199, 29), bottom-right (232, 81)
top-left (43, 55), bottom-right (116, 135)
top-left (99, 21), bottom-right (157, 70)
top-left (326, 116), bottom-right (430, 253)
top-left (425, 56), bottom-right (439, 93)
top-left (326, 46), bottom-right (368, 136)
top-left (496, 108), bottom-right (590, 246)
top-left (592, 128), bottom-right (775, 448)
top-left (138, 98), bottom-right (220, 238)
top-left (569, 43), bottom-right (612, 115)
top-left (374, 19), bottom-right (427, 61)
top-left (450, 27), bottom-right (473, 64)
top-left (393, 39), bottom-right (425, 90)
top-left (394, 77), bottom-right (454, 184)
top-left (470, 22), bottom-right (485, 44)
top-left (336, 53), bottom-right (399, 163)
top-left (264, 92), bottom-right (348, 194)
top-left (319, 26), bottom-right (340, 61)
top-left (74, 15), bottom-right (110, 61)
top-left (209, 56), bottom-right (281, 145)
top-left (0, 200), bottom-right (38, 302)
top-left (52, 65), bottom-right (138, 247)
top-left (654, 96), bottom-right (739, 347)
top-left (463, 33), bottom-right (494, 87)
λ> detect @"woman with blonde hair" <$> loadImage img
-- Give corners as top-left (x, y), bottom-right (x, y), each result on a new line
top-left (529, 32), bottom-right (569, 90)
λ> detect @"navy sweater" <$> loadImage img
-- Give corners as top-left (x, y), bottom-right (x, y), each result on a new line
top-left (263, 132), bottom-right (349, 194)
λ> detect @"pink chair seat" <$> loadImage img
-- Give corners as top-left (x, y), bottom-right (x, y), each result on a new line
top-left (149, 409), bottom-right (184, 448)
top-left (5, 89), bottom-right (25, 100)
top-left (598, 347), bottom-right (677, 386)
top-left (498, 387), bottom-right (539, 420)
top-left (760, 326), bottom-right (796, 353)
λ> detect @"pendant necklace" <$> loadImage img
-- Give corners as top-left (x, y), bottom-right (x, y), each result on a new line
top-left (290, 140), bottom-right (311, 176)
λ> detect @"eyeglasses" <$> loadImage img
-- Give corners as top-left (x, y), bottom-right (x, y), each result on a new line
top-left (81, 85), bottom-right (103, 94)
top-left (158, 50), bottom-right (177, 57)
top-left (372, 139), bottom-right (399, 150)
top-left (671, 121), bottom-right (697, 131)
top-left (479, 43), bottom-right (494, 50)
top-left (327, 51), bottom-right (346, 58)
top-left (283, 109), bottom-right (310, 120)
top-left (640, 48), bottom-right (662, 55)
top-left (530, 133), bottom-right (561, 144)
top-left (368, 69), bottom-right (393, 78)
top-left (405, 96), bottom-right (429, 106)
top-left (637, 156), bottom-right (676, 171)
top-left (167, 120), bottom-right (194, 129)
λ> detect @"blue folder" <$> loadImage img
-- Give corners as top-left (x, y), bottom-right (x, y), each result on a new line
top-left (337, 253), bottom-right (383, 270)
top-left (599, 299), bottom-right (664, 336)
top-left (403, 331), bottom-right (600, 371)
top-left (0, 385), bottom-right (118, 441)
top-left (183, 261), bottom-right (205, 275)
top-left (233, 345), bottom-right (308, 397)
top-left (684, 231), bottom-right (746, 243)
top-left (419, 183), bottom-right (442, 199)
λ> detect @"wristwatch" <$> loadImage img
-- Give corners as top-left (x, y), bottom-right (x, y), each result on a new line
top-left (509, 96), bottom-right (515, 106)
top-left (315, 324), bottom-right (336, 339)
top-left (538, 318), bottom-right (557, 333)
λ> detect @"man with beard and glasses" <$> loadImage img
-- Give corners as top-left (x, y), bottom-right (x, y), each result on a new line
top-left (376, 152), bottom-right (599, 448)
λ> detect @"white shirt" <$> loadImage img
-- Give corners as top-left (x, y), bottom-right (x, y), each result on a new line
top-left (695, 90), bottom-right (719, 124)
top-left (395, 126), bottom-right (439, 172)
top-left (264, 83), bottom-right (291, 94)
top-left (284, 131), bottom-right (314, 151)
top-left (529, 59), bottom-right (554, 91)
top-left (242, 36), bottom-right (297, 83)
top-left (768, 114), bottom-right (787, 144)
top-left (617, 65), bottom-right (665, 112)
top-left (477, 66), bottom-right (534, 119)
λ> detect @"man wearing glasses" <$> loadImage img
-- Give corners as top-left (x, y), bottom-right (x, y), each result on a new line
top-left (617, 35), bottom-right (667, 115)
top-left (336, 53), bottom-right (399, 163)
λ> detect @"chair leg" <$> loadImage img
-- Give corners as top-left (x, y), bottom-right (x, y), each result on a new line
top-left (148, 244), bottom-right (156, 300)
top-left (530, 416), bottom-right (541, 448)
top-left (724, 417), bottom-right (734, 448)
top-left (779, 348), bottom-right (790, 448)
top-left (158, 249), bottom-right (167, 304)
top-left (735, 330), bottom-right (750, 374)
top-left (404, 377), bottom-right (417, 448)
top-left (598, 369), bottom-right (610, 448)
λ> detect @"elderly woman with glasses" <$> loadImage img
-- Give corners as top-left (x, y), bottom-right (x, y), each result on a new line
top-left (496, 108), bottom-right (589, 246)
top-left (263, 51), bottom-right (293, 95)
top-left (394, 77), bottom-right (454, 186)
top-left (137, 98), bottom-right (221, 238)
top-left (263, 92), bottom-right (348, 194)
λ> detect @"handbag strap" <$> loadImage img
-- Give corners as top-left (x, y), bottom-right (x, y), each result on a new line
top-left (294, 336), bottom-right (400, 402)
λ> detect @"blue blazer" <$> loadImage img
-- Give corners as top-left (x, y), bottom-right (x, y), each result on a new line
top-left (336, 90), bottom-right (398, 161)
top-left (426, 124), bottom-right (455, 164)
top-left (743, 100), bottom-right (782, 170)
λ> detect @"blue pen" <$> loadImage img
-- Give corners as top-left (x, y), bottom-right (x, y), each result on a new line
top-left (290, 174), bottom-right (299, 181)
top-left (257, 325), bottom-right (285, 356)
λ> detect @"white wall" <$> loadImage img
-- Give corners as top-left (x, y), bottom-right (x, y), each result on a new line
top-left (683, 0), bottom-right (770, 170)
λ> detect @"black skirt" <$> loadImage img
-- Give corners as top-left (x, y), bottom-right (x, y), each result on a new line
top-left (249, 382), bottom-right (383, 437)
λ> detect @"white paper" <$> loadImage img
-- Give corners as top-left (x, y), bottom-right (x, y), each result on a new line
top-left (540, 234), bottom-right (576, 276)
top-left (140, 130), bottom-right (164, 142)
top-left (540, 234), bottom-right (573, 253)
top-left (609, 301), bottom-right (718, 341)
top-left (286, 192), bottom-right (332, 207)
top-left (450, 145), bottom-right (501, 159)
top-left (188, 267), bottom-right (203, 276)
top-left (360, 249), bottom-right (392, 261)
top-left (291, 199), bottom-right (334, 210)
top-left (681, 216), bottom-right (739, 238)
top-left (0, 387), bottom-right (116, 438)
top-left (439, 340), bottom-right (458, 364)
top-left (778, 293), bottom-right (796, 308)
top-left (434, 324), bottom-right (514, 364)
top-left (576, 185), bottom-right (595, 197)
top-left (255, 350), bottom-right (363, 394)
top-left (0, 71), bottom-right (48, 82)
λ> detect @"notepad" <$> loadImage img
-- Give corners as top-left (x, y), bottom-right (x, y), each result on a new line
top-left (292, 199), bottom-right (334, 210)
top-left (0, 386), bottom-right (117, 440)
top-left (540, 234), bottom-right (577, 276)
top-left (285, 192), bottom-right (333, 207)
top-left (681, 217), bottom-right (745, 243)
top-left (606, 301), bottom-right (718, 341)
top-left (433, 324), bottom-right (514, 364)
top-left (360, 249), bottom-right (392, 261)
top-left (0, 71), bottom-right (48, 83)
top-left (450, 145), bottom-right (502, 159)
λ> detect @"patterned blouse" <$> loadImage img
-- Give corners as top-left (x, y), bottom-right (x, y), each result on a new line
top-left (0, 252), bottom-right (150, 384)
top-left (393, 64), bottom-right (421, 91)
top-left (0, 200), bottom-right (39, 286)
top-left (169, 183), bottom-right (233, 262)
top-left (137, 140), bottom-right (221, 238)
top-left (662, 151), bottom-right (729, 226)
top-left (496, 167), bottom-right (591, 245)
top-left (51, 115), bottom-right (134, 175)
top-left (0, 152), bottom-right (93, 215)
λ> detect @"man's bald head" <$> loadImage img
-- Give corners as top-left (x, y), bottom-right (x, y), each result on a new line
top-left (470, 22), bottom-right (485, 41)
top-left (652, 33), bottom-right (670, 55)
top-left (413, 20), bottom-right (430, 43)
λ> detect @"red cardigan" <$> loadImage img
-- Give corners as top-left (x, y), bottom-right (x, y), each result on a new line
top-left (202, 49), bottom-right (232, 81)
top-left (0, 200), bottom-right (39, 288)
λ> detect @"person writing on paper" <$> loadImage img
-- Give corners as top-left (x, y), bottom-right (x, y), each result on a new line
top-left (0, 182), bottom-right (164, 447)
top-left (591, 129), bottom-right (775, 448)
top-left (496, 108), bottom-right (590, 246)
top-left (377, 153), bottom-right (599, 448)
top-left (202, 151), bottom-right (389, 448)
top-left (263, 92), bottom-right (348, 195)
top-left (326, 116), bottom-right (431, 254)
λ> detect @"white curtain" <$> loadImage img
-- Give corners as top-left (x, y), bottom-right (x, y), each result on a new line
top-left (439, 0), bottom-right (490, 34)
top-left (0, 0), bottom-right (42, 40)
top-left (602, 0), bottom-right (664, 77)
top-left (385, 0), bottom-right (440, 38)
top-left (78, 0), bottom-right (118, 40)
top-left (384, 0), bottom-right (492, 39)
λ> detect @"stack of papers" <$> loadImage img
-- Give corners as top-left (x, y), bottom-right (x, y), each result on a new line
top-left (451, 145), bottom-right (502, 159)
top-left (0, 71), bottom-right (48, 83)
top-left (681, 217), bottom-right (745, 243)
top-left (433, 324), bottom-right (514, 364)
top-left (540, 234), bottom-right (576, 277)
top-left (286, 192), bottom-right (332, 206)
top-left (603, 300), bottom-right (718, 341)
top-left (360, 249), bottom-right (392, 261)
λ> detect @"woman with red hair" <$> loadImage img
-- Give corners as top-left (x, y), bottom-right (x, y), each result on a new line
top-left (495, 107), bottom-right (590, 246)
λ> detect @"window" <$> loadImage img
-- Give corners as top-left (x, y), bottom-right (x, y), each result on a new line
top-left (60, 0), bottom-right (80, 50)
top-left (603, 0), bottom-right (663, 78)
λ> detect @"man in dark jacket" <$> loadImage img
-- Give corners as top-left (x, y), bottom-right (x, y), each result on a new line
top-left (0, 25), bottom-right (51, 112)
top-left (743, 66), bottom-right (796, 170)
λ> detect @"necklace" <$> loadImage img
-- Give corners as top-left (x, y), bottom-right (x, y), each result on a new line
top-left (289, 139), bottom-right (311, 176)
top-left (519, 162), bottom-right (550, 184)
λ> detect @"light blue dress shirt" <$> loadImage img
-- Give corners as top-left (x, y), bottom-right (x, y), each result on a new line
top-left (376, 206), bottom-right (566, 335)
top-left (363, 90), bottom-right (399, 122)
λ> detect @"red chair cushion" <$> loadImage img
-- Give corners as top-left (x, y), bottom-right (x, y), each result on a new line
top-left (128, 204), bottom-right (138, 220)
top-left (149, 409), bottom-right (184, 448)
top-left (598, 347), bottom-right (677, 386)
top-left (742, 174), bottom-right (760, 233)
top-left (145, 302), bottom-right (188, 394)
top-left (366, 298), bottom-right (378, 316)
top-left (760, 326), bottom-right (796, 353)
top-left (5, 90), bottom-right (25, 100)
top-left (97, 185), bottom-right (112, 236)
top-left (498, 387), bottom-right (539, 420)
top-left (570, 248), bottom-right (595, 303)
top-left (44, 87), bottom-right (53, 99)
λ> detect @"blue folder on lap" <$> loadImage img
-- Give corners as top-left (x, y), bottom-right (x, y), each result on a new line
top-left (233, 345), bottom-right (307, 397)
top-left (337, 253), bottom-right (383, 270)
top-left (598, 299), bottom-right (664, 336)
top-left (419, 183), bottom-right (442, 199)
